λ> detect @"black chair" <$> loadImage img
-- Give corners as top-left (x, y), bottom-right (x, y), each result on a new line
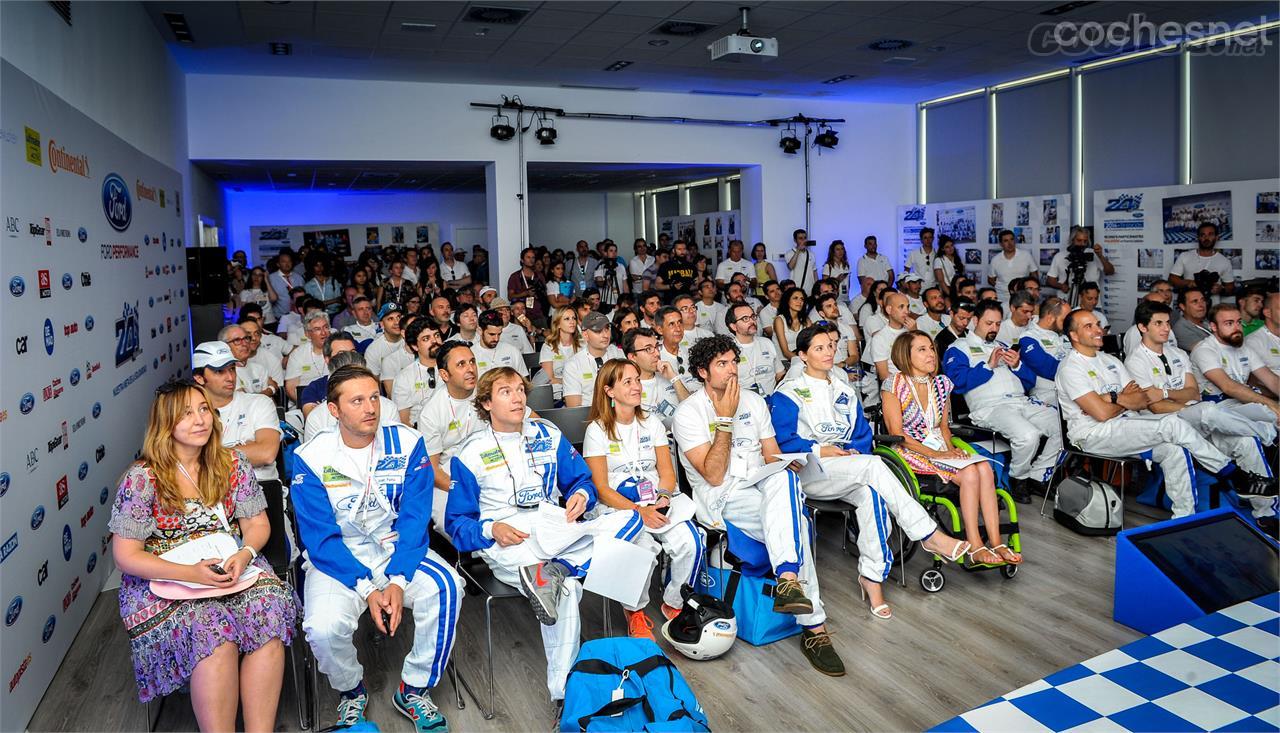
top-left (522, 352), bottom-right (541, 374)
top-left (536, 406), bottom-right (592, 448)
top-left (526, 384), bottom-right (555, 412)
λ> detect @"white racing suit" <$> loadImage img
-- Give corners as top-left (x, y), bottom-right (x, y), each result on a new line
top-left (445, 418), bottom-right (644, 700)
top-left (770, 372), bottom-right (939, 582)
top-left (292, 424), bottom-right (462, 693)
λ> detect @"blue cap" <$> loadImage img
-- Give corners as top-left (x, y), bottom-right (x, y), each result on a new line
top-left (377, 302), bottom-right (401, 320)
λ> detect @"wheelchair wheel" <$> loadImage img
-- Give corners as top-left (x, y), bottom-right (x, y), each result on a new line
top-left (1000, 564), bottom-right (1018, 580)
top-left (920, 567), bottom-right (945, 592)
top-left (845, 518), bottom-right (919, 565)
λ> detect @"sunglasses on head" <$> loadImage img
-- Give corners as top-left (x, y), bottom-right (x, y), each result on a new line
top-left (155, 377), bottom-right (199, 396)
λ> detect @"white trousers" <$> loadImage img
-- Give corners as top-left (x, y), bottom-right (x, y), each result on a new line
top-left (1072, 412), bottom-right (1232, 518)
top-left (479, 508), bottom-right (643, 700)
top-left (806, 454), bottom-right (939, 583)
top-left (970, 399), bottom-right (1063, 481)
top-left (719, 470), bottom-right (825, 627)
top-left (634, 520), bottom-right (706, 610)
top-left (1178, 400), bottom-right (1276, 479)
top-left (431, 487), bottom-right (449, 536)
top-left (303, 549), bottom-right (462, 692)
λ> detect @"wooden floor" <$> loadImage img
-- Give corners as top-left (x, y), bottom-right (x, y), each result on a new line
top-left (29, 502), bottom-right (1160, 733)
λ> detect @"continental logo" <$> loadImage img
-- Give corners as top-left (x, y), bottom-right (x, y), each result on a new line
top-left (47, 140), bottom-right (89, 177)
top-left (135, 179), bottom-right (157, 202)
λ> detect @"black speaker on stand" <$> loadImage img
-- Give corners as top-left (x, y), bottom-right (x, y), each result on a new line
top-left (186, 246), bottom-right (229, 345)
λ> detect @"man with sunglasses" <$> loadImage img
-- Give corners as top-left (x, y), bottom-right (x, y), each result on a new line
top-left (562, 312), bottom-right (624, 408)
top-left (623, 327), bottom-right (687, 429)
top-left (391, 319), bottom-right (443, 428)
top-left (726, 301), bottom-right (784, 396)
top-left (1126, 301), bottom-right (1276, 492)
top-left (293, 364), bottom-right (461, 732)
top-left (445, 368), bottom-right (644, 706)
top-left (656, 305), bottom-right (697, 390)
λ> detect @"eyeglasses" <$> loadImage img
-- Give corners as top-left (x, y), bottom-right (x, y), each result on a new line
top-left (735, 313), bottom-right (757, 323)
top-left (155, 377), bottom-right (199, 396)
top-left (224, 335), bottom-right (250, 345)
top-left (628, 344), bottom-right (658, 355)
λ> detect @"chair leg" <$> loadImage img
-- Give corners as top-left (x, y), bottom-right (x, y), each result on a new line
top-left (601, 597), bottom-right (613, 637)
top-left (483, 596), bottom-right (497, 720)
top-left (445, 661), bottom-right (466, 711)
top-left (310, 648), bottom-right (322, 733)
top-left (289, 636), bottom-right (311, 730)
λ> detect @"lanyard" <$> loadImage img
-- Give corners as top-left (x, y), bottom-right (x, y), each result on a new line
top-left (177, 463), bottom-right (233, 533)
top-left (491, 429), bottom-right (545, 507)
top-left (416, 361), bottom-right (437, 391)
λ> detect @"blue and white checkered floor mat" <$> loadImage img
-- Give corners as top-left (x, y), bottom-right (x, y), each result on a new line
top-left (933, 593), bottom-right (1280, 732)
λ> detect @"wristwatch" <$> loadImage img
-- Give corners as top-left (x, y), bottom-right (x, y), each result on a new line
top-left (1108, 390), bottom-right (1118, 404)
top-left (1161, 388), bottom-right (1169, 400)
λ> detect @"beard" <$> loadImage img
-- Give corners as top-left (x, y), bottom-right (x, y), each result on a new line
top-left (982, 331), bottom-right (997, 343)
top-left (1224, 331), bottom-right (1244, 347)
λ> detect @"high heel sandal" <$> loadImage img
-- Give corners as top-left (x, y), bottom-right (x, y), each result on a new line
top-left (991, 543), bottom-right (1023, 565)
top-left (857, 577), bottom-right (892, 620)
top-left (923, 535), bottom-right (971, 564)
top-left (966, 546), bottom-right (1005, 567)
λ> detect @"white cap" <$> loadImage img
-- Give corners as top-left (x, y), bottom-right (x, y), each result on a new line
top-left (193, 341), bottom-right (236, 370)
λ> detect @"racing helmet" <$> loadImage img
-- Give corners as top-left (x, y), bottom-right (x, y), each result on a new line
top-left (661, 584), bottom-right (737, 661)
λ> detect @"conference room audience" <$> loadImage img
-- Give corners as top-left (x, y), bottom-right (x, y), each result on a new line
top-left (110, 379), bottom-right (295, 731)
top-left (1246, 292), bottom-right (1280, 378)
top-left (773, 286), bottom-right (812, 360)
top-left (988, 230), bottom-right (1038, 303)
top-left (751, 243), bottom-right (777, 297)
top-left (540, 307), bottom-right (583, 401)
top-left (1173, 287), bottom-right (1213, 350)
top-left (904, 227), bottom-right (937, 290)
top-left (390, 318), bottom-right (443, 427)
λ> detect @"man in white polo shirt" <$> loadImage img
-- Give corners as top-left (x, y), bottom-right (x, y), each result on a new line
top-left (238, 316), bottom-right (286, 393)
top-left (1191, 303), bottom-right (1280, 419)
top-left (284, 310), bottom-right (331, 403)
top-left (856, 234), bottom-right (894, 297)
top-left (562, 312), bottom-right (624, 408)
top-left (726, 301), bottom-right (784, 396)
top-left (988, 229), bottom-right (1038, 304)
top-left (417, 341), bottom-right (480, 531)
top-left (871, 292), bottom-right (916, 382)
top-left (1246, 291), bottom-right (1280, 379)
top-left (471, 310), bottom-right (528, 379)
top-left (714, 240), bottom-right (754, 288)
top-left (364, 303), bottom-right (405, 379)
top-left (220, 323), bottom-right (277, 399)
top-left (342, 296), bottom-right (380, 349)
top-left (192, 341), bottom-right (281, 484)
top-left (622, 328), bottom-right (687, 429)
top-left (904, 226), bottom-right (937, 290)
top-left (996, 290), bottom-right (1037, 347)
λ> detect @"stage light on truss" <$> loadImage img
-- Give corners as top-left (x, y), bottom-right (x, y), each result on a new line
top-left (490, 113), bottom-right (515, 141)
top-left (534, 113), bottom-right (557, 145)
top-left (779, 125), bottom-right (801, 154)
top-left (813, 124), bottom-right (839, 149)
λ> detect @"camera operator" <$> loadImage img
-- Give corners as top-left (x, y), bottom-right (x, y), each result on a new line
top-left (1169, 222), bottom-right (1235, 302)
top-left (1045, 227), bottom-right (1113, 305)
top-left (593, 241), bottom-right (625, 310)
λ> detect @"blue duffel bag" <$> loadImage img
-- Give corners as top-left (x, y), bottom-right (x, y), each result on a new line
top-left (560, 638), bottom-right (710, 732)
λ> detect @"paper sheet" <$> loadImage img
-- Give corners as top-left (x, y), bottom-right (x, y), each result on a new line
top-left (932, 454), bottom-right (992, 471)
top-left (157, 532), bottom-right (262, 588)
top-left (583, 537), bottom-right (657, 608)
top-left (645, 493), bottom-right (697, 535)
top-left (743, 453), bottom-right (809, 486)
top-left (531, 501), bottom-right (590, 557)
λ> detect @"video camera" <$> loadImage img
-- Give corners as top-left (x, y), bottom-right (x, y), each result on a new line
top-left (1193, 269), bottom-right (1220, 294)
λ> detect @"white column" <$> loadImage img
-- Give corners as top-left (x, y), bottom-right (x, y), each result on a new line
top-left (717, 177), bottom-right (732, 212)
top-left (633, 193), bottom-right (645, 240)
top-left (678, 184), bottom-right (691, 216)
top-left (486, 159), bottom-right (525, 296)
top-left (646, 192), bottom-right (658, 244)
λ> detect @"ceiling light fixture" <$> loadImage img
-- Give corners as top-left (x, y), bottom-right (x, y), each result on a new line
top-left (821, 74), bottom-right (856, 85)
top-left (868, 38), bottom-right (913, 51)
top-left (813, 124), bottom-right (839, 149)
top-left (534, 114), bottom-right (557, 145)
top-left (1040, 1), bottom-right (1095, 16)
top-left (648, 39), bottom-right (669, 47)
top-left (489, 113), bottom-right (515, 141)
top-left (604, 60), bottom-right (633, 71)
top-left (269, 42), bottom-right (292, 56)
top-left (163, 12), bottom-right (194, 43)
top-left (779, 125), bottom-right (801, 154)
top-left (400, 22), bottom-right (437, 32)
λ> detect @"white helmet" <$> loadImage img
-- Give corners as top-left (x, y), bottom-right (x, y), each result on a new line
top-left (661, 585), bottom-right (737, 661)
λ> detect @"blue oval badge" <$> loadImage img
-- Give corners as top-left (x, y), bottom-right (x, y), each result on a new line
top-left (84, 315), bottom-right (94, 331)
top-left (61, 273), bottom-right (72, 290)
top-left (20, 393), bottom-right (35, 415)
top-left (77, 226), bottom-right (87, 242)
top-left (92, 402), bottom-right (101, 419)
top-left (101, 173), bottom-right (132, 232)
top-left (30, 506), bottom-right (44, 530)
top-left (5, 597), bottom-right (21, 627)
top-left (99, 486), bottom-right (109, 505)
top-left (86, 552), bottom-right (97, 574)
top-left (0, 472), bottom-right (9, 497)
top-left (42, 615), bottom-right (55, 643)
top-left (77, 462), bottom-right (88, 481)
top-left (9, 276), bottom-right (24, 297)
top-left (43, 319), bottom-right (54, 355)
top-left (69, 368), bottom-right (81, 386)
top-left (61, 525), bottom-right (72, 561)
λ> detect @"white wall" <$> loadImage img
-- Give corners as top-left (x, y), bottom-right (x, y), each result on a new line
top-left (0, 0), bottom-right (200, 246)
top-left (528, 191), bottom-right (637, 255)
top-left (222, 190), bottom-right (487, 264)
top-left (186, 74), bottom-right (915, 289)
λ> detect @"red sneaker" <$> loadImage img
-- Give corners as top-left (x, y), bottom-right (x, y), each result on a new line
top-left (626, 609), bottom-right (655, 640)
top-left (660, 603), bottom-right (682, 621)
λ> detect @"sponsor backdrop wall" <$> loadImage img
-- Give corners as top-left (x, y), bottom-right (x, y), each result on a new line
top-left (1094, 178), bottom-right (1280, 331)
top-left (1, 61), bottom-right (188, 729)
top-left (896, 193), bottom-right (1071, 285)
top-left (249, 221), bottom-right (442, 266)
top-left (660, 209), bottom-right (742, 267)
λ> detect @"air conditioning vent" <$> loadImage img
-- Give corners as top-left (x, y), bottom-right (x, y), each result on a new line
top-left (654, 20), bottom-right (717, 37)
top-left (464, 6), bottom-right (530, 25)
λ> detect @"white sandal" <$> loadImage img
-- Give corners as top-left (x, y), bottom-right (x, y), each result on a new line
top-left (858, 577), bottom-right (892, 620)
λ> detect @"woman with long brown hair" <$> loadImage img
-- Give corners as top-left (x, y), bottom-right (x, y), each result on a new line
top-left (539, 307), bottom-right (582, 403)
top-left (881, 331), bottom-right (1020, 567)
top-left (582, 359), bottom-right (704, 636)
top-left (109, 380), bottom-right (296, 731)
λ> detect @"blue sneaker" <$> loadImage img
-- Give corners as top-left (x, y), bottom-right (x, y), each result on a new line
top-left (392, 683), bottom-right (448, 732)
top-left (334, 687), bottom-right (369, 728)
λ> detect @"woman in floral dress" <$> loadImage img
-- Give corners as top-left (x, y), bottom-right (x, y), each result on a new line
top-left (109, 379), bottom-right (297, 731)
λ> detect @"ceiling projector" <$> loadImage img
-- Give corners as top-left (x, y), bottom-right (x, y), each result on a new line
top-left (708, 7), bottom-right (778, 63)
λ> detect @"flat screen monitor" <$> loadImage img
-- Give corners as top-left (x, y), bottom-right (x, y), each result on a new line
top-left (1130, 513), bottom-right (1278, 613)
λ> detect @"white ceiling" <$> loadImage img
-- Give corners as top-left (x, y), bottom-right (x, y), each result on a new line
top-left (143, 1), bottom-right (1279, 102)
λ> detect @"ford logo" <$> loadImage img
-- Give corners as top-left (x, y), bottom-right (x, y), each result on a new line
top-left (99, 486), bottom-right (108, 505)
top-left (5, 597), bottom-right (21, 626)
top-left (9, 276), bottom-right (24, 297)
top-left (86, 552), bottom-right (97, 574)
top-left (61, 525), bottom-right (72, 561)
top-left (0, 472), bottom-right (9, 497)
top-left (92, 402), bottom-right (101, 418)
top-left (43, 319), bottom-right (54, 355)
top-left (30, 506), bottom-right (44, 530)
top-left (20, 393), bottom-right (35, 415)
top-left (84, 315), bottom-right (94, 331)
top-left (144, 235), bottom-right (150, 246)
top-left (42, 615), bottom-right (55, 643)
top-left (77, 227), bottom-right (87, 242)
top-left (61, 273), bottom-right (72, 290)
top-left (77, 462), bottom-right (88, 481)
top-left (69, 368), bottom-right (81, 386)
top-left (101, 173), bottom-right (132, 232)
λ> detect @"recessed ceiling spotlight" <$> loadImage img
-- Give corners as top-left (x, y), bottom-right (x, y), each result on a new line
top-left (269, 42), bottom-right (292, 55)
top-left (648, 39), bottom-right (670, 47)
top-left (927, 45), bottom-right (947, 52)
top-left (604, 60), bottom-right (634, 71)
top-left (474, 27), bottom-right (489, 37)
top-left (821, 74), bottom-right (856, 84)
top-left (1041, 1), bottom-right (1095, 16)
top-left (867, 38), bottom-right (913, 51)
top-left (400, 22), bottom-right (437, 32)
